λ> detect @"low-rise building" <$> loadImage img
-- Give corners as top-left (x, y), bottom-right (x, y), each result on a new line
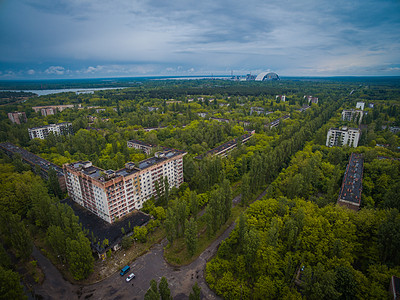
top-left (63, 149), bottom-right (186, 224)
top-left (127, 140), bottom-right (157, 155)
top-left (250, 107), bottom-right (265, 115)
top-left (0, 142), bottom-right (66, 191)
top-left (28, 122), bottom-right (73, 140)
top-left (8, 112), bottom-right (27, 124)
top-left (326, 127), bottom-right (361, 148)
top-left (337, 153), bottom-right (363, 211)
top-left (195, 131), bottom-right (255, 159)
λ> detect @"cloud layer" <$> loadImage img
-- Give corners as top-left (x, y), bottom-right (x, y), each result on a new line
top-left (0, 0), bottom-right (399, 78)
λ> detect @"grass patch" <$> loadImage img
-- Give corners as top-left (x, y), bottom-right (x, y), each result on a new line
top-left (164, 205), bottom-right (246, 266)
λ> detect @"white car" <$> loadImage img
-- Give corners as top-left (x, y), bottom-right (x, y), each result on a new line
top-left (126, 273), bottom-right (135, 282)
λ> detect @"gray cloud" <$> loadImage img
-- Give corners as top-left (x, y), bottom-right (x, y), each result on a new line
top-left (0, 0), bottom-right (399, 78)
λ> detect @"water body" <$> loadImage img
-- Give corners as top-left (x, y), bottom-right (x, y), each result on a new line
top-left (2, 87), bottom-right (129, 96)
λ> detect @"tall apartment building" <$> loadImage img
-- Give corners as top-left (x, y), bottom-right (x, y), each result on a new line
top-left (337, 153), bottom-right (363, 211)
top-left (326, 127), bottom-right (361, 148)
top-left (341, 109), bottom-right (363, 124)
top-left (28, 122), bottom-right (73, 140)
top-left (8, 112), bottom-right (27, 124)
top-left (63, 149), bottom-right (186, 223)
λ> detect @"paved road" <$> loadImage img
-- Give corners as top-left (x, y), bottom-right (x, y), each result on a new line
top-left (31, 189), bottom-right (265, 299)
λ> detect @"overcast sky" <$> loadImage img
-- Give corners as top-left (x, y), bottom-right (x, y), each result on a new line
top-left (1, 0), bottom-right (399, 79)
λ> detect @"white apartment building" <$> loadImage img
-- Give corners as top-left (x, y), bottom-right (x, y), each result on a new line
top-left (326, 127), bottom-right (361, 148)
top-left (63, 149), bottom-right (186, 223)
top-left (356, 102), bottom-right (365, 111)
top-left (341, 109), bottom-right (363, 124)
top-left (28, 122), bottom-right (73, 140)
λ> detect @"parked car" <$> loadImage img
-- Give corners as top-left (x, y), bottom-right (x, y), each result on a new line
top-left (126, 273), bottom-right (135, 282)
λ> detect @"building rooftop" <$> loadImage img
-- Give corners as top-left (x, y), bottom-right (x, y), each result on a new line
top-left (28, 122), bottom-right (71, 131)
top-left (338, 153), bottom-right (363, 206)
top-left (195, 132), bottom-right (254, 159)
top-left (0, 142), bottom-right (64, 177)
top-left (127, 139), bottom-right (157, 148)
top-left (67, 148), bottom-right (186, 182)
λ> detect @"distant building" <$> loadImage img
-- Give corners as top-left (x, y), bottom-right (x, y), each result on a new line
top-left (341, 109), bottom-right (364, 124)
top-left (127, 140), bottom-right (157, 155)
top-left (0, 142), bottom-right (66, 191)
top-left (255, 72), bottom-right (280, 81)
top-left (197, 112), bottom-right (208, 118)
top-left (28, 122), bottom-right (73, 140)
top-left (368, 103), bottom-right (374, 108)
top-left (304, 95), bottom-right (318, 104)
top-left (266, 115), bottom-right (290, 129)
top-left (276, 95), bottom-right (286, 102)
top-left (8, 112), bottom-right (27, 124)
top-left (63, 149), bottom-right (186, 223)
top-left (337, 153), bottom-right (363, 211)
top-left (147, 107), bottom-right (159, 112)
top-left (250, 107), bottom-right (265, 115)
top-left (326, 127), bottom-right (361, 148)
top-left (195, 131), bottom-right (255, 159)
top-left (390, 127), bottom-right (400, 134)
top-left (32, 105), bottom-right (74, 116)
top-left (356, 101), bottom-right (365, 111)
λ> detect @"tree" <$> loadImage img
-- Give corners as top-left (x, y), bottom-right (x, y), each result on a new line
top-left (66, 232), bottom-right (94, 280)
top-left (134, 226), bottom-right (148, 243)
top-left (185, 218), bottom-right (198, 256)
top-left (241, 173), bottom-right (251, 206)
top-left (190, 191), bottom-right (199, 220)
top-left (0, 267), bottom-right (26, 300)
top-left (145, 279), bottom-right (160, 300)
top-left (221, 179), bottom-right (232, 221)
top-left (189, 282), bottom-right (201, 300)
top-left (47, 167), bottom-right (62, 198)
top-left (159, 276), bottom-right (172, 300)
top-left (164, 207), bottom-right (177, 245)
top-left (47, 225), bottom-right (67, 263)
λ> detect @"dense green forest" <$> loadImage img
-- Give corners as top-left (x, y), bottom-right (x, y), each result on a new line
top-left (0, 78), bottom-right (399, 298)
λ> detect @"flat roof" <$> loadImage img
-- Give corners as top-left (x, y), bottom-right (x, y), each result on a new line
top-left (127, 139), bottom-right (156, 148)
top-left (195, 132), bottom-right (253, 159)
top-left (67, 148), bottom-right (186, 181)
top-left (0, 142), bottom-right (64, 177)
top-left (338, 153), bottom-right (363, 205)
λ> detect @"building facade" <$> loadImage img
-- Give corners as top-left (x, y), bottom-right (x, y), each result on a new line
top-left (32, 105), bottom-right (74, 116)
top-left (28, 122), bottom-right (73, 140)
top-left (341, 109), bottom-right (363, 124)
top-left (63, 149), bottom-right (186, 223)
top-left (356, 101), bottom-right (365, 110)
top-left (8, 112), bottom-right (27, 124)
top-left (326, 127), bottom-right (361, 148)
